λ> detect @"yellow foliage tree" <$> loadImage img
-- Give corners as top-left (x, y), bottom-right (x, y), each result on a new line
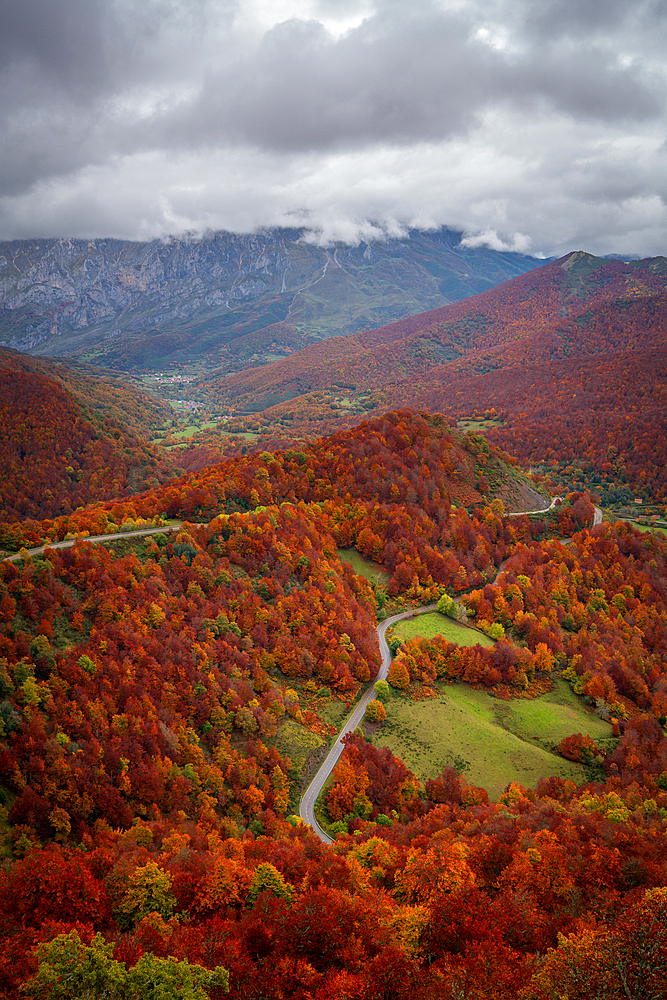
top-left (388, 658), bottom-right (410, 690)
top-left (393, 842), bottom-right (475, 905)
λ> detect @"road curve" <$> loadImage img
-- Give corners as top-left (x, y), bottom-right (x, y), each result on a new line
top-left (508, 495), bottom-right (561, 517)
top-left (2, 525), bottom-right (180, 563)
top-left (299, 604), bottom-right (437, 843)
top-left (509, 496), bottom-right (603, 528)
top-left (298, 497), bottom-right (603, 842)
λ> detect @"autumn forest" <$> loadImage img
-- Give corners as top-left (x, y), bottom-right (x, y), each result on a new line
top-left (0, 252), bottom-right (666, 998)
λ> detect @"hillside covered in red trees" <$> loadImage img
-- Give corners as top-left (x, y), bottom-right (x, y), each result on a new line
top-left (196, 252), bottom-right (667, 507)
top-left (0, 350), bottom-right (179, 522)
top-left (404, 345), bottom-right (667, 505)
top-left (210, 252), bottom-right (667, 406)
top-left (0, 410), bottom-right (666, 997)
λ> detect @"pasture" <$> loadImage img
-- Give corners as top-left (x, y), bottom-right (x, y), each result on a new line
top-left (370, 679), bottom-right (612, 800)
top-left (337, 548), bottom-right (390, 585)
top-left (393, 611), bottom-right (494, 648)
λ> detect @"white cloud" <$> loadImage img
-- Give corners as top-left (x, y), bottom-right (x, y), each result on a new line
top-left (0, 0), bottom-right (666, 256)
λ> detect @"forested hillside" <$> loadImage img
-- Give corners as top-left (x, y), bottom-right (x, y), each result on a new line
top-left (198, 252), bottom-right (667, 506)
top-left (408, 346), bottom-right (667, 505)
top-left (0, 350), bottom-right (178, 523)
top-left (0, 411), bottom-right (666, 997)
top-left (211, 252), bottom-right (667, 408)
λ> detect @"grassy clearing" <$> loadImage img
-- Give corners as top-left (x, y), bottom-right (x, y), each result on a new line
top-left (458, 418), bottom-right (503, 432)
top-left (275, 720), bottom-right (325, 775)
top-left (320, 700), bottom-right (348, 730)
top-left (394, 612), bottom-right (494, 648)
top-left (337, 548), bottom-right (390, 585)
top-left (628, 522), bottom-right (667, 537)
top-left (167, 420), bottom-right (219, 440)
top-left (370, 679), bottom-right (612, 800)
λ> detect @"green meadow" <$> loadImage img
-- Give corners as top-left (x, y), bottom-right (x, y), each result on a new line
top-left (630, 522), bottom-right (667, 537)
top-left (457, 418), bottom-right (503, 432)
top-left (371, 679), bottom-right (612, 800)
top-left (337, 548), bottom-right (390, 586)
top-left (393, 611), bottom-right (494, 648)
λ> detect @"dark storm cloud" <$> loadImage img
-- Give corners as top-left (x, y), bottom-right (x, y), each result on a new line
top-left (160, 10), bottom-right (493, 151)
top-left (150, 2), bottom-right (662, 153)
top-left (0, 0), bottom-right (666, 254)
top-left (0, 0), bottom-right (113, 93)
top-left (521, 0), bottom-right (667, 38)
top-left (0, 0), bottom-right (226, 95)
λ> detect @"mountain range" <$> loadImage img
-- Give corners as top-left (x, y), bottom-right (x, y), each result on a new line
top-left (189, 250), bottom-right (667, 507)
top-left (211, 250), bottom-right (667, 410)
top-left (0, 228), bottom-right (547, 372)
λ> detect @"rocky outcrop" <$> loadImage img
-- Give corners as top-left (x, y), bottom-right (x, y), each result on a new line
top-left (0, 228), bottom-right (547, 369)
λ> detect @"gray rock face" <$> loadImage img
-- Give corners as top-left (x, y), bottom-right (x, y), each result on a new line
top-left (0, 228), bottom-right (548, 370)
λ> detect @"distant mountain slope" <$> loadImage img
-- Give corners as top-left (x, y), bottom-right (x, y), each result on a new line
top-left (402, 346), bottom-right (667, 505)
top-left (0, 349), bottom-right (178, 520)
top-left (0, 348), bottom-right (171, 439)
top-left (0, 228), bottom-right (548, 371)
top-left (211, 252), bottom-right (667, 410)
top-left (200, 252), bottom-right (667, 504)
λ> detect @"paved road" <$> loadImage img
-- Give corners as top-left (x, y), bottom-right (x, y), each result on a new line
top-left (508, 495), bottom-right (561, 517)
top-left (5, 494), bottom-right (602, 842)
top-left (2, 525), bottom-right (180, 563)
top-left (509, 495), bottom-right (603, 527)
top-left (299, 604), bottom-right (437, 843)
top-left (298, 496), bottom-right (604, 842)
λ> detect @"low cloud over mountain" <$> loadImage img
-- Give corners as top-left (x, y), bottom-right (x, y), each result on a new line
top-left (1, 0), bottom-right (666, 256)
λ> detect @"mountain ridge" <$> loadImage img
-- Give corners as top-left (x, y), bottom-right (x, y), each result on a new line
top-left (209, 251), bottom-right (667, 410)
top-left (0, 227), bottom-right (549, 370)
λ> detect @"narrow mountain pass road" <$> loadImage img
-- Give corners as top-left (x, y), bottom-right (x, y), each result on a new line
top-left (2, 525), bottom-right (180, 563)
top-left (299, 497), bottom-right (604, 842)
top-left (508, 495), bottom-right (561, 517)
top-left (299, 605), bottom-right (437, 844)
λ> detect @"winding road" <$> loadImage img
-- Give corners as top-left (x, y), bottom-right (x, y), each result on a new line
top-left (2, 525), bottom-right (179, 563)
top-left (1, 496), bottom-right (604, 842)
top-left (298, 494), bottom-right (605, 842)
top-left (299, 605), bottom-right (437, 844)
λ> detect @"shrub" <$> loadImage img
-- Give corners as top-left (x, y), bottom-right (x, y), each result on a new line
top-left (388, 660), bottom-right (410, 690)
top-left (437, 593), bottom-right (456, 617)
top-left (366, 699), bottom-right (387, 723)
top-left (374, 680), bottom-right (390, 702)
top-left (558, 733), bottom-right (601, 764)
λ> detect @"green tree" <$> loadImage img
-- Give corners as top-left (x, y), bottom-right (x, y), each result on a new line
top-left (20, 931), bottom-right (125, 999)
top-left (21, 931), bottom-right (229, 1000)
top-left (115, 861), bottom-right (177, 931)
top-left (246, 862), bottom-right (294, 907)
top-left (126, 953), bottom-right (229, 1000)
top-left (436, 593), bottom-right (456, 617)
top-left (374, 679), bottom-right (390, 702)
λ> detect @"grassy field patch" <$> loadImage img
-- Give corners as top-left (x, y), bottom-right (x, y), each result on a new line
top-left (458, 418), bottom-right (503, 432)
top-left (168, 420), bottom-right (219, 440)
top-left (337, 548), bottom-right (390, 585)
top-left (320, 700), bottom-right (348, 730)
top-left (628, 521), bottom-right (667, 537)
top-left (394, 612), bottom-right (494, 648)
top-left (370, 680), bottom-right (612, 800)
top-left (275, 720), bottom-right (325, 776)
top-left (492, 680), bottom-right (612, 744)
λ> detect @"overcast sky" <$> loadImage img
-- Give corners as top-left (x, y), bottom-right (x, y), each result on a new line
top-left (1, 0), bottom-right (666, 256)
